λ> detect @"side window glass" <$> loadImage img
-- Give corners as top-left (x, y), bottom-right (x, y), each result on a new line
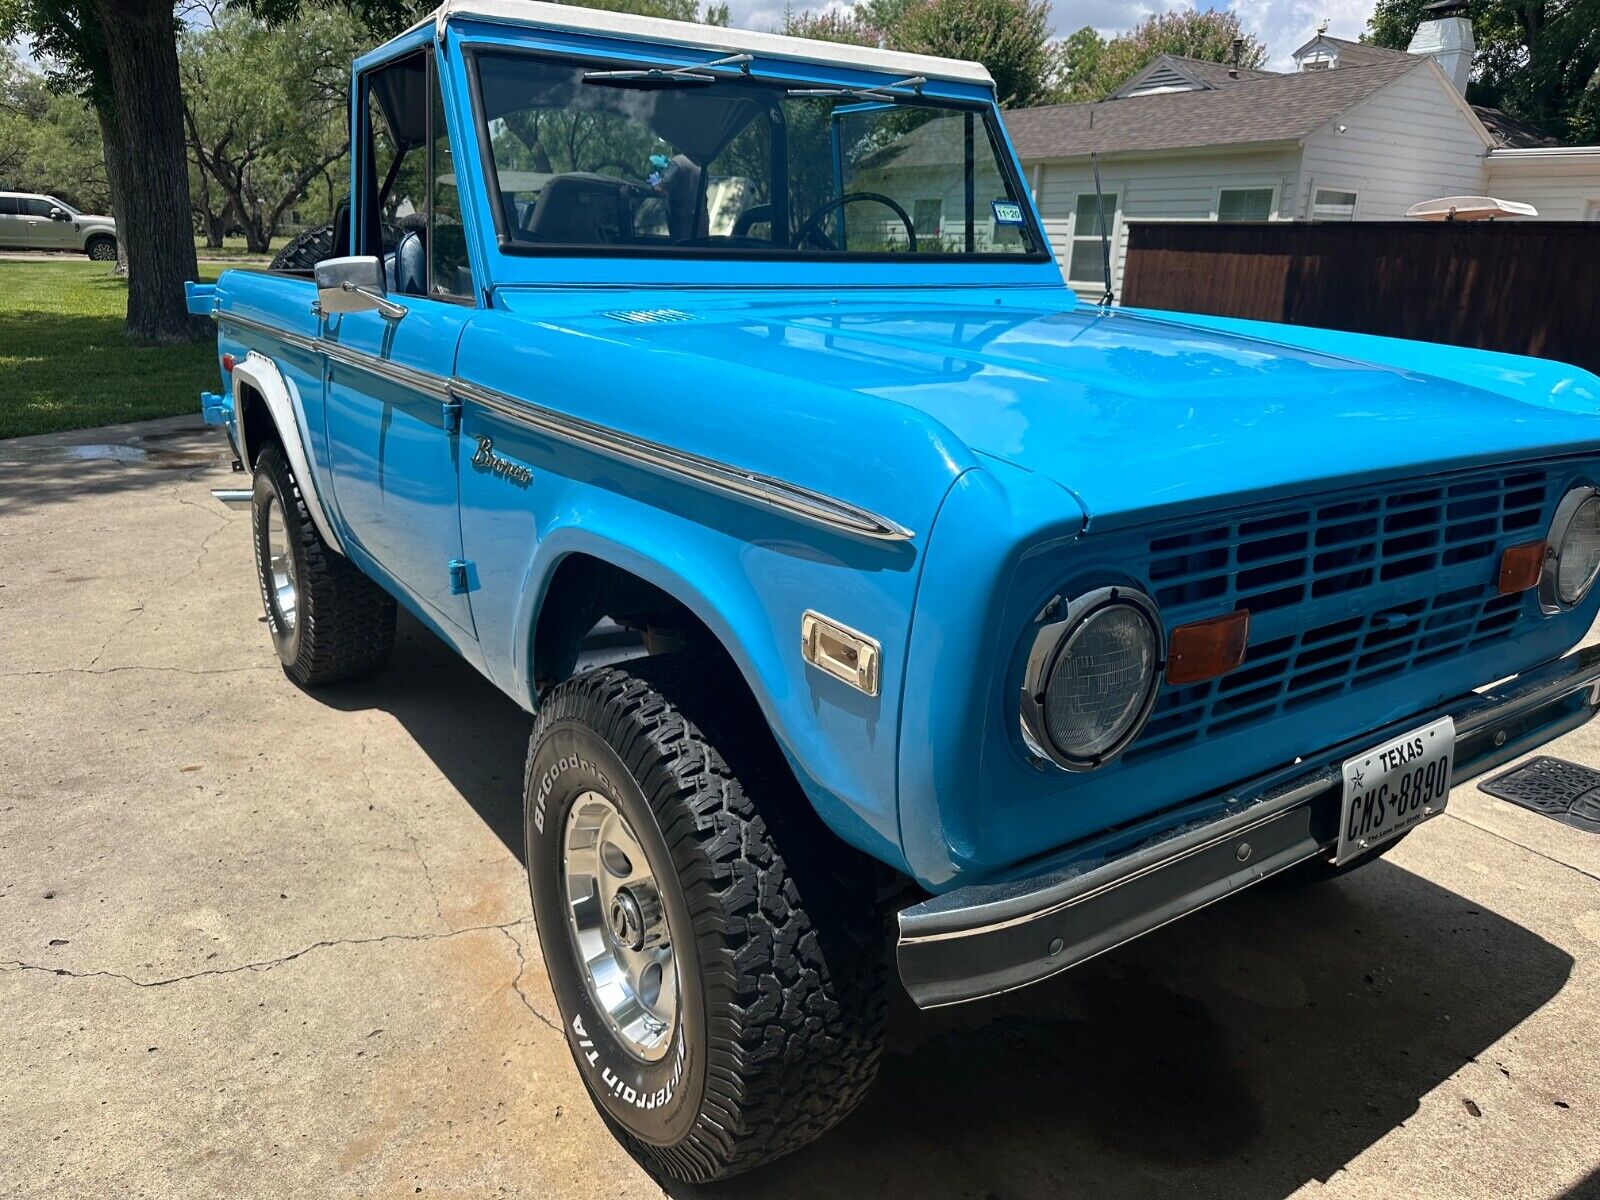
top-left (365, 53), bottom-right (428, 292)
top-left (25, 198), bottom-right (55, 217)
top-left (428, 61), bottom-right (472, 299)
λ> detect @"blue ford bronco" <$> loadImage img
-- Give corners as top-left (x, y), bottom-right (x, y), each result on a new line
top-left (189, 0), bottom-right (1600, 1181)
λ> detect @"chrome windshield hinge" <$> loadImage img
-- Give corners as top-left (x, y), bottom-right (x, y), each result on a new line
top-left (448, 559), bottom-right (474, 595)
top-left (441, 396), bottom-right (462, 434)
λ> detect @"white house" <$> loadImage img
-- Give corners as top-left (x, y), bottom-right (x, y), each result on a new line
top-left (1002, 5), bottom-right (1600, 298)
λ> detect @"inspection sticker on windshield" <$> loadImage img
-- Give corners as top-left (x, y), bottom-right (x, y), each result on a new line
top-left (1335, 716), bottom-right (1454, 864)
top-left (992, 201), bottom-right (1025, 225)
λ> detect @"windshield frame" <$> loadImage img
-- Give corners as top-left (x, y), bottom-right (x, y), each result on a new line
top-left (462, 44), bottom-right (1049, 266)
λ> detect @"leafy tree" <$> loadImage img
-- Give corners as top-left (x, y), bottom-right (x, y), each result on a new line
top-left (782, 4), bottom-right (881, 46)
top-left (0, 0), bottom-right (418, 343)
top-left (555, 0), bottom-right (728, 20)
top-left (892, 0), bottom-right (1055, 107)
top-left (180, 8), bottom-right (367, 253)
top-left (1367, 0), bottom-right (1600, 142)
top-left (0, 45), bottom-right (109, 210)
top-left (1052, 9), bottom-right (1268, 102)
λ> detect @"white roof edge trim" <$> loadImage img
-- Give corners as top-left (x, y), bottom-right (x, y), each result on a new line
top-left (1487, 145), bottom-right (1600, 159)
top-left (404, 0), bottom-right (993, 87)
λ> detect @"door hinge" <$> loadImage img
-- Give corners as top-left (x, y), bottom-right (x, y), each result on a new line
top-left (441, 396), bottom-right (462, 434)
top-left (448, 558), bottom-right (475, 595)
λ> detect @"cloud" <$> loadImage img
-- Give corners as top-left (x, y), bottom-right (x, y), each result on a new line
top-left (1230, 0), bottom-right (1380, 69)
top-left (720, 0), bottom-right (1379, 71)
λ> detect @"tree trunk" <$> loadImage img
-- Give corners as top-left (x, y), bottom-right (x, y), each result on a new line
top-left (90, 0), bottom-right (205, 344)
top-left (92, 104), bottom-right (129, 277)
top-left (243, 216), bottom-right (272, 256)
top-left (203, 211), bottom-right (227, 250)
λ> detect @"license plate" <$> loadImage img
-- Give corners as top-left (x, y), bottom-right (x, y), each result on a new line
top-left (1336, 717), bottom-right (1455, 864)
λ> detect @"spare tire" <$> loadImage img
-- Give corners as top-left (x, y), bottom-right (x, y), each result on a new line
top-left (269, 224), bottom-right (336, 273)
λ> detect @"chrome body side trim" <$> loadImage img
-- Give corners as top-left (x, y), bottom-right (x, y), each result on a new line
top-left (451, 377), bottom-right (916, 543)
top-left (214, 309), bottom-right (912, 543)
top-left (897, 639), bottom-right (1600, 1008)
top-left (321, 340), bottom-right (452, 401)
top-left (216, 310), bottom-right (318, 355)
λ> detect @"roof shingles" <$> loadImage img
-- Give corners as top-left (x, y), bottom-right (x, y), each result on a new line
top-left (1002, 58), bottom-right (1422, 159)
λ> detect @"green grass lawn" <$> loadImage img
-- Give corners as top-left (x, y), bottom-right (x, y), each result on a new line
top-left (0, 260), bottom-right (225, 440)
top-left (194, 235), bottom-right (277, 261)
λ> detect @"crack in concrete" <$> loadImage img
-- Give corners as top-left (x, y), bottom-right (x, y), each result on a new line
top-left (86, 603), bottom-right (146, 668)
top-left (83, 488), bottom-right (230, 670)
top-left (499, 925), bottom-right (561, 1033)
top-left (0, 919), bottom-right (528, 990)
top-left (1443, 810), bottom-right (1600, 885)
top-left (0, 664), bottom-right (276, 679)
top-left (360, 728), bottom-right (447, 928)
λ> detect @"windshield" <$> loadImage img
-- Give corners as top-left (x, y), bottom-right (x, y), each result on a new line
top-left (471, 51), bottom-right (1042, 259)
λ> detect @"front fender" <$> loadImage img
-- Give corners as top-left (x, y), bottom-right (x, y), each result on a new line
top-left (460, 446), bottom-right (948, 874)
top-left (531, 512), bottom-right (921, 872)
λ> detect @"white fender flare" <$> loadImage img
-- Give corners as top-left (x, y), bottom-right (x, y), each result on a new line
top-left (231, 351), bottom-right (345, 555)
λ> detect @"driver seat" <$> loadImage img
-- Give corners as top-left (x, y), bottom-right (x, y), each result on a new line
top-left (524, 175), bottom-right (625, 245)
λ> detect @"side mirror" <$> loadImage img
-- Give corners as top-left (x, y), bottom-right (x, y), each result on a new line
top-left (313, 255), bottom-right (406, 320)
top-left (48, 208), bottom-right (68, 221)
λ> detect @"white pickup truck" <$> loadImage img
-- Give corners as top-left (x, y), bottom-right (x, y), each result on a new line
top-left (0, 191), bottom-right (118, 259)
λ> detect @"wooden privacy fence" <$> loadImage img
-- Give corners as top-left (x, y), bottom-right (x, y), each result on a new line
top-left (1120, 221), bottom-right (1600, 377)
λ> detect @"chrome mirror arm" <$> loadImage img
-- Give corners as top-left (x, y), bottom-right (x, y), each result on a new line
top-left (342, 281), bottom-right (407, 321)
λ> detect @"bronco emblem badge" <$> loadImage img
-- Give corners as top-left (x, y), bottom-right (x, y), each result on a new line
top-left (471, 435), bottom-right (532, 486)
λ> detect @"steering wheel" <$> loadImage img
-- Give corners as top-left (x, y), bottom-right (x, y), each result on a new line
top-left (792, 192), bottom-right (917, 253)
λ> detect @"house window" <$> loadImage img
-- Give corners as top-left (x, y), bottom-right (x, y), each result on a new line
top-left (913, 198), bottom-right (943, 239)
top-left (1216, 187), bottom-right (1274, 222)
top-left (1068, 192), bottom-right (1117, 285)
top-left (1311, 188), bottom-right (1359, 221)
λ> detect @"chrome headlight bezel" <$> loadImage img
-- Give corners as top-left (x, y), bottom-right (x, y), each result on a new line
top-left (1020, 586), bottom-right (1165, 772)
top-left (1540, 485), bottom-right (1600, 614)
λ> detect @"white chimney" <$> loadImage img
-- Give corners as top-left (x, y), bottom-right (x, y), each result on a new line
top-left (1408, 0), bottom-right (1474, 95)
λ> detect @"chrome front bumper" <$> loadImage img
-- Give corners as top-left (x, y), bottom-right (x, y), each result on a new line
top-left (897, 641), bottom-right (1600, 1009)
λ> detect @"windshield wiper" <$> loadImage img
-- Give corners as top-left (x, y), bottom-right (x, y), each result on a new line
top-left (786, 75), bottom-right (926, 102)
top-left (583, 53), bottom-right (752, 88)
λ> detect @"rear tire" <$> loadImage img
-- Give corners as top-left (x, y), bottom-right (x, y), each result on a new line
top-left (524, 655), bottom-right (888, 1183)
top-left (85, 235), bottom-right (117, 262)
top-left (251, 441), bottom-right (395, 686)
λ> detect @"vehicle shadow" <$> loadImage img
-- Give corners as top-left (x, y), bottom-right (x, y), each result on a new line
top-left (336, 612), bottom-right (1576, 1200)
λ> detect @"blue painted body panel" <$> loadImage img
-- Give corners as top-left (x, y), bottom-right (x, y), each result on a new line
top-left (200, 10), bottom-right (1600, 892)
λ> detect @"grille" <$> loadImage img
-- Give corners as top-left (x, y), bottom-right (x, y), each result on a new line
top-left (1126, 464), bottom-right (1554, 760)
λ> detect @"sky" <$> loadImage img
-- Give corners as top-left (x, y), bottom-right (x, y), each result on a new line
top-left (7, 0), bottom-right (1382, 76)
top-left (724, 0), bottom-right (1382, 71)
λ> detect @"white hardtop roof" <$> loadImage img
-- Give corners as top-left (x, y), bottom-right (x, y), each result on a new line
top-left (412, 0), bottom-right (994, 87)
top-left (1405, 195), bottom-right (1539, 220)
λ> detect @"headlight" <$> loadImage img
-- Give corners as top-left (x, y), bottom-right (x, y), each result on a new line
top-left (1541, 486), bottom-right (1600, 612)
top-left (1021, 587), bottom-right (1163, 771)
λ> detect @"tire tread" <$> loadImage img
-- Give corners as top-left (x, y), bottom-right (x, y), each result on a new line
top-left (527, 655), bottom-right (887, 1182)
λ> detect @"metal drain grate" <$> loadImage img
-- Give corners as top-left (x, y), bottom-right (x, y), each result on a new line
top-left (1479, 756), bottom-right (1600, 833)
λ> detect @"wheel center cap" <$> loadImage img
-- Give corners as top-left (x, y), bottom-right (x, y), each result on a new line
top-left (609, 890), bottom-right (645, 952)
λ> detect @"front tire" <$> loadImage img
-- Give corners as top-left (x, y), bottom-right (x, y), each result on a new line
top-left (85, 235), bottom-right (117, 262)
top-left (525, 656), bottom-right (887, 1183)
top-left (251, 441), bottom-right (395, 686)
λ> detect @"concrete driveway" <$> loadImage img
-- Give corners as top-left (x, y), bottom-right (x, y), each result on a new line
top-left (2, 417), bottom-right (1598, 1200)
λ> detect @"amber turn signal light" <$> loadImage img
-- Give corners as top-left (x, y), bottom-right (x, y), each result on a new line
top-left (1498, 539), bottom-right (1547, 595)
top-left (1165, 609), bottom-right (1250, 686)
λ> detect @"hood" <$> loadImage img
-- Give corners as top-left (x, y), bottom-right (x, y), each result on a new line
top-left (501, 292), bottom-right (1600, 530)
top-left (78, 213), bottom-right (115, 226)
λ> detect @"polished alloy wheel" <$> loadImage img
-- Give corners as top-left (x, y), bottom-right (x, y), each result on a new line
top-left (262, 492), bottom-right (298, 632)
top-left (562, 790), bottom-right (678, 1061)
